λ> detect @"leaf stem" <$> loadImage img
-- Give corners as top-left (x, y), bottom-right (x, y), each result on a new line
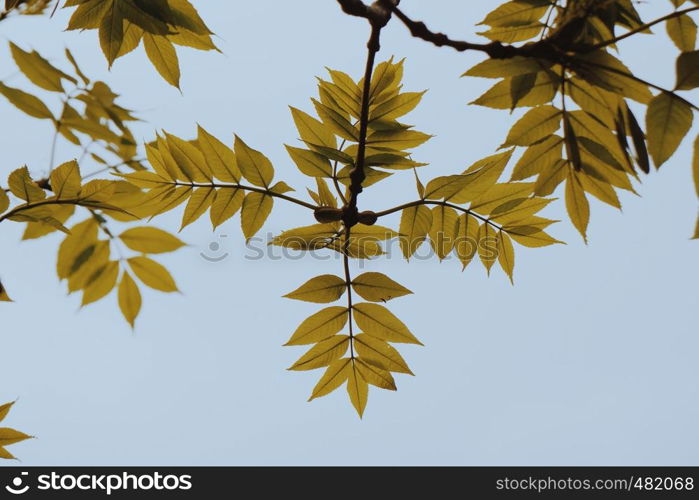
top-left (342, 225), bottom-right (355, 359)
top-left (576, 58), bottom-right (699, 112)
top-left (374, 199), bottom-right (504, 231)
top-left (593, 6), bottom-right (699, 50)
top-left (168, 181), bottom-right (317, 210)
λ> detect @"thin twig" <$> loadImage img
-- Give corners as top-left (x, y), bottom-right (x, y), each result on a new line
top-left (166, 181), bottom-right (318, 210)
top-left (374, 199), bottom-right (504, 232)
top-left (594, 6), bottom-right (699, 50)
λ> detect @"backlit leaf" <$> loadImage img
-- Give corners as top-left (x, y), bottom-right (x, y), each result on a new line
top-left (347, 363), bottom-right (369, 417)
top-left (288, 335), bottom-right (349, 371)
top-left (646, 92), bottom-right (693, 168)
top-left (128, 256), bottom-right (178, 292)
top-left (118, 272), bottom-right (141, 328)
top-left (353, 303), bottom-right (422, 345)
top-left (240, 192), bottom-right (273, 241)
top-left (234, 135), bottom-right (274, 188)
top-left (399, 204), bottom-right (432, 259)
top-left (354, 334), bottom-right (412, 374)
top-left (308, 357), bottom-right (351, 401)
top-left (565, 169), bottom-right (590, 242)
top-left (144, 33), bottom-right (180, 88)
top-left (285, 306), bottom-right (349, 345)
top-left (284, 274), bottom-right (346, 304)
top-left (351, 272), bottom-right (412, 302)
top-left (119, 227), bottom-right (186, 254)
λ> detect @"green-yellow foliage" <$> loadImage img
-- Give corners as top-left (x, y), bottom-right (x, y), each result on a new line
top-left (1, 0), bottom-right (699, 434)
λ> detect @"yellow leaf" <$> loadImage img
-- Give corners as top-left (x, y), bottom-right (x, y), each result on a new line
top-left (240, 192), bottom-right (273, 240)
top-left (504, 105), bottom-right (561, 146)
top-left (289, 106), bottom-right (337, 149)
top-left (66, 0), bottom-right (111, 30)
top-left (50, 160), bottom-right (81, 199)
top-left (464, 56), bottom-right (549, 78)
top-left (424, 175), bottom-right (475, 200)
top-left (666, 14), bottom-right (697, 52)
top-left (676, 51), bottom-right (699, 90)
top-left (0, 428), bottom-right (32, 447)
top-left (399, 204), bottom-right (432, 259)
top-left (0, 401), bottom-right (15, 422)
top-left (22, 205), bottom-right (75, 240)
top-left (81, 260), bottom-right (119, 306)
top-left (180, 186), bottom-right (215, 230)
top-left (511, 136), bottom-right (563, 180)
top-left (210, 187), bottom-right (244, 229)
top-left (165, 133), bottom-right (212, 182)
top-left (270, 223), bottom-right (339, 250)
top-left (370, 91), bottom-right (425, 122)
top-left (284, 275), bottom-right (346, 304)
top-left (350, 224), bottom-right (398, 241)
top-left (65, 47), bottom-right (90, 85)
top-left (355, 358), bottom-right (396, 390)
top-left (234, 136), bottom-right (274, 188)
top-left (0, 281), bottom-right (12, 302)
top-left (693, 135), bottom-right (699, 197)
top-left (56, 218), bottom-right (99, 280)
top-left (270, 182), bottom-right (294, 196)
top-left (308, 357), bottom-right (351, 401)
top-left (8, 167), bottom-right (45, 202)
top-left (504, 224), bottom-right (563, 248)
top-left (646, 92), bottom-right (693, 168)
top-left (367, 129), bottom-right (432, 150)
top-left (67, 240), bottom-right (110, 293)
top-left (353, 303), bottom-right (422, 345)
top-left (144, 33), bottom-right (180, 88)
top-left (477, 223), bottom-right (498, 274)
top-left (429, 205), bottom-right (459, 260)
top-left (0, 188), bottom-right (9, 214)
top-left (288, 335), bottom-right (350, 371)
top-left (351, 272), bottom-right (412, 302)
top-left (285, 146), bottom-right (333, 177)
top-left (0, 446), bottom-right (15, 460)
top-left (354, 334), bottom-right (413, 374)
top-left (481, 1), bottom-right (549, 27)
top-left (315, 178), bottom-right (337, 208)
top-left (455, 213), bottom-right (480, 269)
top-left (197, 126), bottom-right (241, 183)
top-left (285, 306), bottom-right (349, 345)
top-left (497, 230), bottom-right (515, 284)
top-left (312, 99), bottom-right (359, 141)
top-left (368, 57), bottom-right (399, 102)
top-left (119, 227), bottom-right (186, 254)
top-left (565, 169), bottom-right (590, 242)
top-left (99, 0), bottom-right (124, 65)
top-left (128, 256), bottom-right (178, 292)
top-left (347, 362), bottom-right (369, 417)
top-left (450, 149), bottom-right (513, 204)
top-left (9, 42), bottom-right (75, 92)
top-left (0, 82), bottom-right (54, 120)
top-left (149, 185), bottom-right (193, 217)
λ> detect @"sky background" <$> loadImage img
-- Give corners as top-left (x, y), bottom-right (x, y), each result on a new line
top-left (0, 1), bottom-right (698, 465)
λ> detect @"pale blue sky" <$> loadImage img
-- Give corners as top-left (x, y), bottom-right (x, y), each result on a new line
top-left (1, 1), bottom-right (698, 465)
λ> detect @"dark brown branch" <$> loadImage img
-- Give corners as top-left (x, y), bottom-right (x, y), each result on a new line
top-left (390, 6), bottom-right (522, 59)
